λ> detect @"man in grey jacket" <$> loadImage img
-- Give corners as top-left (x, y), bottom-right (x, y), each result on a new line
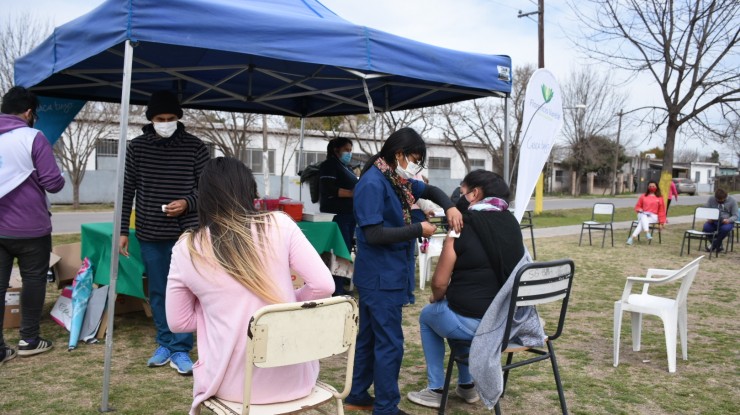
top-left (702, 188), bottom-right (738, 253)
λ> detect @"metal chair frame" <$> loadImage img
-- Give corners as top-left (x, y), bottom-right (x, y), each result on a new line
top-left (519, 210), bottom-right (536, 260)
top-left (579, 203), bottom-right (615, 248)
top-left (627, 220), bottom-right (662, 244)
top-left (438, 260), bottom-right (575, 415)
top-left (680, 207), bottom-right (720, 259)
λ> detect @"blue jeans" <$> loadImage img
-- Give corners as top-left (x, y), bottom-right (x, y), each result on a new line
top-left (702, 221), bottom-right (734, 250)
top-left (138, 240), bottom-right (192, 353)
top-left (332, 213), bottom-right (356, 295)
top-left (419, 299), bottom-right (481, 389)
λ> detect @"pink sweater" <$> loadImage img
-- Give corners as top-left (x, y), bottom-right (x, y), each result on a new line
top-left (166, 212), bottom-right (334, 414)
top-left (634, 193), bottom-right (667, 224)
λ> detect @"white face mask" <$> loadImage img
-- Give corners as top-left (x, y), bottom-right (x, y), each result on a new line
top-left (396, 156), bottom-right (421, 179)
top-left (395, 165), bottom-right (414, 179)
top-left (153, 121), bottom-right (178, 138)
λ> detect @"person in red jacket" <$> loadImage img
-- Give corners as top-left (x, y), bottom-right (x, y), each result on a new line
top-left (627, 180), bottom-right (666, 245)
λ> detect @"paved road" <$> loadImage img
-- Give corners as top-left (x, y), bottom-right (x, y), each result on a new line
top-left (52, 211), bottom-right (113, 234)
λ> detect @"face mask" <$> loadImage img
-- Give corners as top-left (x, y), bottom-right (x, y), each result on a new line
top-left (405, 157), bottom-right (422, 176)
top-left (153, 121), bottom-right (178, 138)
top-left (395, 156), bottom-right (421, 179)
top-left (339, 151), bottom-right (352, 165)
top-left (395, 165), bottom-right (414, 179)
top-left (456, 195), bottom-right (470, 211)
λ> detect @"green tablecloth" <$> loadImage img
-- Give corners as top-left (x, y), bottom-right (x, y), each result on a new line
top-left (80, 221), bottom-right (351, 300)
top-left (296, 221), bottom-right (352, 261)
top-left (81, 222), bottom-right (146, 299)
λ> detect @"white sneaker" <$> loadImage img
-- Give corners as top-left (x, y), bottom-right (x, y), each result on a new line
top-left (456, 385), bottom-right (480, 403)
top-left (626, 237), bottom-right (634, 246)
top-left (407, 388), bottom-right (442, 408)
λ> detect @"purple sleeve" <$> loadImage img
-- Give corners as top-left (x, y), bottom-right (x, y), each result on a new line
top-left (31, 133), bottom-right (65, 193)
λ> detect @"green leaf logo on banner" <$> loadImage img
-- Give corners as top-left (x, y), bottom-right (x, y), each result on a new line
top-left (541, 84), bottom-right (554, 103)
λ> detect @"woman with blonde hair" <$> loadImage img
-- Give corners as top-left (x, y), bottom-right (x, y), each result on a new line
top-left (166, 157), bottom-right (334, 415)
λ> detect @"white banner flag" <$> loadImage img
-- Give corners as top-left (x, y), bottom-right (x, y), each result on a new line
top-left (513, 69), bottom-right (564, 223)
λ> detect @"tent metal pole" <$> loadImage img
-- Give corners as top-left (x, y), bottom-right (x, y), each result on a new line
top-left (503, 96), bottom-right (510, 185)
top-left (298, 117), bottom-right (305, 200)
top-left (100, 39), bottom-right (134, 412)
top-left (262, 114), bottom-right (270, 197)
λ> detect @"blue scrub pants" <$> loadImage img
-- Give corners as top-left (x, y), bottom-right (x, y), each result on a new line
top-left (139, 240), bottom-right (193, 353)
top-left (347, 287), bottom-right (407, 415)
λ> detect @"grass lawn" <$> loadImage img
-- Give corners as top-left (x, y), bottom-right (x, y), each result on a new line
top-left (3, 229), bottom-right (738, 414)
top-left (532, 204), bottom-right (701, 228)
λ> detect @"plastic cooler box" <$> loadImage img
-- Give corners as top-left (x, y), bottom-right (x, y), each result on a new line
top-left (279, 200), bottom-right (304, 221)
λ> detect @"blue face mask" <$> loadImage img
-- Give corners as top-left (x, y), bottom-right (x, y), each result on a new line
top-left (339, 151), bottom-right (352, 165)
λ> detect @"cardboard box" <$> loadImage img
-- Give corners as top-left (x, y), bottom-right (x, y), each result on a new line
top-left (52, 243), bottom-right (83, 289)
top-left (3, 287), bottom-right (22, 329)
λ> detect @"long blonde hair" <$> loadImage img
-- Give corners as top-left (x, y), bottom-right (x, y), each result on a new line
top-left (186, 157), bottom-right (283, 304)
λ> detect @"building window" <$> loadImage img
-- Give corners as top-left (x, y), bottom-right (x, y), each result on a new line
top-left (555, 170), bottom-right (564, 183)
top-left (96, 139), bottom-right (118, 157)
top-left (295, 151), bottom-right (326, 174)
top-left (428, 157), bottom-right (451, 170)
top-left (470, 159), bottom-right (486, 169)
top-left (239, 148), bottom-right (275, 174)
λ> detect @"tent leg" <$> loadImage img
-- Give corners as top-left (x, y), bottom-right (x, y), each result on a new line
top-left (503, 96), bottom-right (510, 185)
top-left (100, 39), bottom-right (134, 413)
top-left (298, 117), bottom-right (305, 201)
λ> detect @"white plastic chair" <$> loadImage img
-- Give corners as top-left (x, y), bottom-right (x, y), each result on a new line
top-left (202, 296), bottom-right (359, 415)
top-left (613, 256), bottom-right (703, 373)
top-left (418, 233), bottom-right (446, 290)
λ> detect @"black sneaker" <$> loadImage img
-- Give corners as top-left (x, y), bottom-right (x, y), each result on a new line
top-left (18, 337), bottom-right (53, 357)
top-left (1, 346), bottom-right (17, 364)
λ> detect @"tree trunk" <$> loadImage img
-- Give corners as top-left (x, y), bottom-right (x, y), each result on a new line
top-left (660, 118), bottom-right (680, 204)
top-left (72, 182), bottom-right (80, 209)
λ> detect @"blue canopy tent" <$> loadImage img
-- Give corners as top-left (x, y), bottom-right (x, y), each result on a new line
top-left (15, 0), bottom-right (512, 411)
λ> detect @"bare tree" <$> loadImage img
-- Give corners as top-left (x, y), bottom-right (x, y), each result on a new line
top-left (674, 148), bottom-right (702, 164)
top-left (54, 102), bottom-right (118, 208)
top-left (570, 0), bottom-right (740, 193)
top-left (0, 13), bottom-right (51, 92)
top-left (560, 67), bottom-right (627, 196)
top-left (434, 65), bottom-right (534, 185)
top-left (190, 110), bottom-right (260, 158)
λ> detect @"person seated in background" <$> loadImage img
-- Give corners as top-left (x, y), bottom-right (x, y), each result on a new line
top-left (627, 180), bottom-right (666, 245)
top-left (166, 157), bottom-right (334, 415)
top-left (702, 188), bottom-right (738, 253)
top-left (407, 170), bottom-right (524, 410)
top-left (318, 137), bottom-right (358, 295)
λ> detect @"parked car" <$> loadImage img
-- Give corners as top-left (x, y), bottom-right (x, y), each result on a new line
top-left (672, 178), bottom-right (696, 195)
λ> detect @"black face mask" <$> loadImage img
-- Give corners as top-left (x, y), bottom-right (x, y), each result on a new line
top-left (27, 111), bottom-right (37, 128)
top-left (456, 196), bottom-right (470, 211)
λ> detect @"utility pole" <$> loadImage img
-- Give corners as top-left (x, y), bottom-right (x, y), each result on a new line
top-left (613, 110), bottom-right (624, 195)
top-left (519, 0), bottom-right (545, 214)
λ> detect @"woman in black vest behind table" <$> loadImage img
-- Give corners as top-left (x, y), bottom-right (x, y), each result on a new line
top-left (318, 137), bottom-right (359, 295)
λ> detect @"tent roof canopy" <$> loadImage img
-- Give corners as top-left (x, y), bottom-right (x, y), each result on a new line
top-left (15, 0), bottom-right (512, 117)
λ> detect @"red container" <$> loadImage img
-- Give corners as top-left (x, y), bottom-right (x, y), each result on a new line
top-left (279, 200), bottom-right (304, 221)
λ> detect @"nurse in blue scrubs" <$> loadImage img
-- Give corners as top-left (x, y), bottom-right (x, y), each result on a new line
top-left (345, 127), bottom-right (463, 415)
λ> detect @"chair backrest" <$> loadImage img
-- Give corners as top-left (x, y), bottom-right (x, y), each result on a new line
top-left (643, 256), bottom-right (703, 306)
top-left (692, 207), bottom-right (720, 228)
top-left (243, 296), bottom-right (359, 412)
top-left (503, 259), bottom-right (575, 346)
top-left (592, 203), bottom-right (615, 221)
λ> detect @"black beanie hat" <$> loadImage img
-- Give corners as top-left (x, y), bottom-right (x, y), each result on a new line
top-left (145, 90), bottom-right (183, 120)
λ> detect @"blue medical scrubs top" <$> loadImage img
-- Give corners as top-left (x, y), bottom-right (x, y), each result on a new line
top-left (353, 166), bottom-right (426, 290)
